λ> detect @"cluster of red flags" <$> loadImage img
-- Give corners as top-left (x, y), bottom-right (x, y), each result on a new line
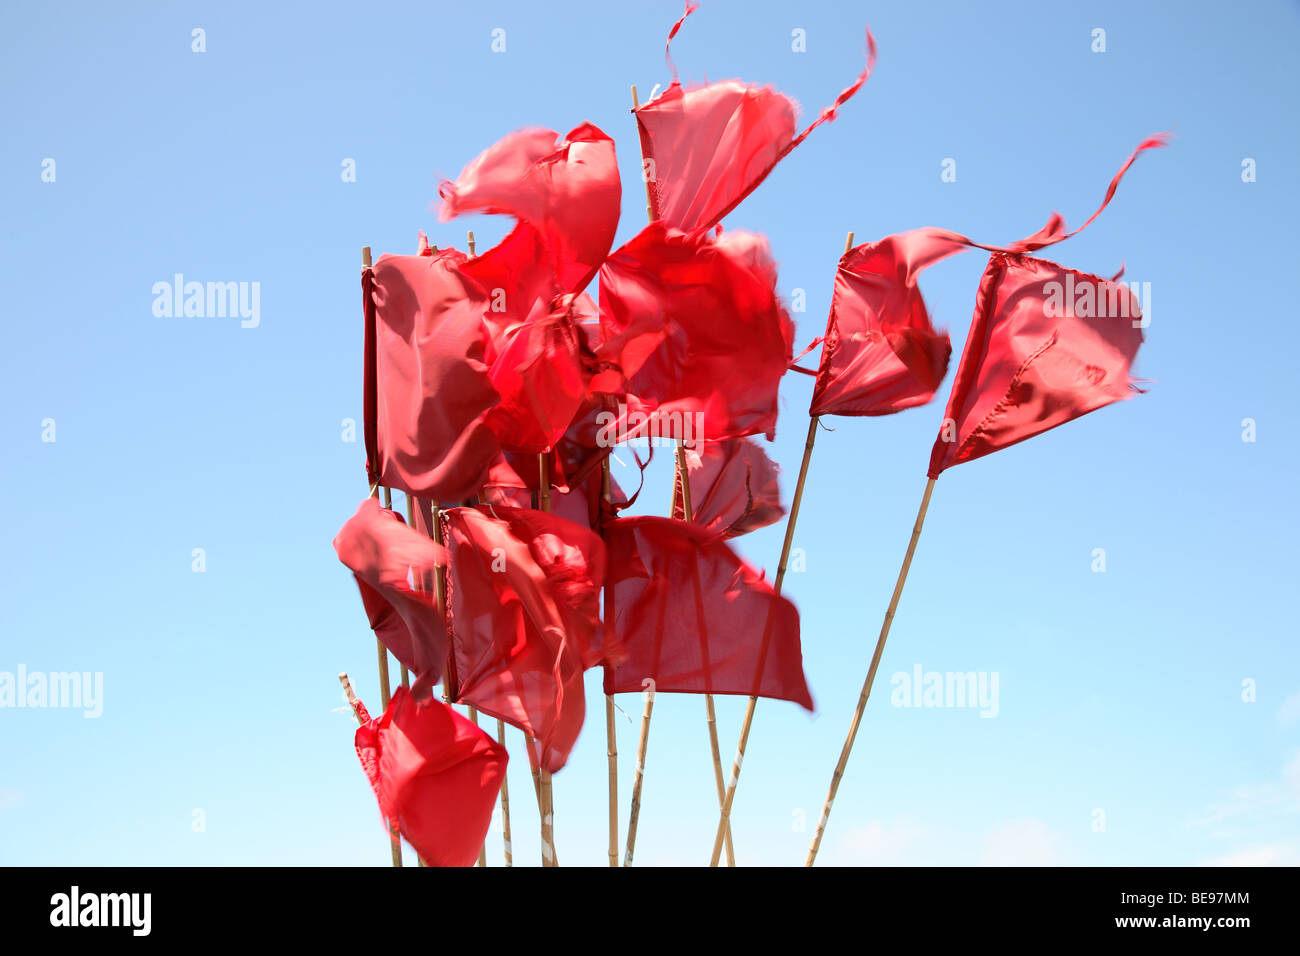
top-left (339, 2), bottom-right (1162, 865)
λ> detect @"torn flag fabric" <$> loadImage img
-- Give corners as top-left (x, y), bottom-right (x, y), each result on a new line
top-left (928, 252), bottom-right (1146, 478)
top-left (364, 251), bottom-right (501, 502)
top-left (442, 506), bottom-right (610, 773)
top-left (603, 516), bottom-right (812, 709)
top-left (672, 437), bottom-right (784, 538)
top-left (809, 229), bottom-right (962, 418)
top-left (354, 686), bottom-right (507, 867)
top-left (333, 497), bottom-right (448, 688)
top-left (634, 9), bottom-right (875, 232)
top-left (596, 224), bottom-right (793, 442)
top-left (439, 123), bottom-right (621, 296)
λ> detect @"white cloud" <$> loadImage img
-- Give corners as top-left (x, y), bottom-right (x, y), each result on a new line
top-left (1278, 688), bottom-right (1300, 727)
top-left (1201, 844), bottom-right (1298, 867)
top-left (1190, 750), bottom-right (1300, 827)
top-left (838, 819), bottom-right (929, 865)
top-left (980, 818), bottom-right (1064, 866)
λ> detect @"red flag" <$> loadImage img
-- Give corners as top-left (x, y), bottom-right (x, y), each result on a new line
top-left (809, 229), bottom-right (962, 417)
top-left (597, 224), bottom-right (793, 442)
top-left (442, 506), bottom-right (611, 773)
top-left (603, 516), bottom-right (812, 709)
top-left (439, 123), bottom-right (621, 295)
top-left (334, 498), bottom-right (448, 688)
top-left (365, 251), bottom-right (500, 502)
top-left (672, 437), bottom-right (784, 538)
top-left (354, 686), bottom-right (507, 867)
top-left (806, 134), bottom-right (1170, 418)
top-left (483, 295), bottom-right (589, 454)
top-left (928, 252), bottom-right (1146, 478)
top-left (636, 15), bottom-right (875, 232)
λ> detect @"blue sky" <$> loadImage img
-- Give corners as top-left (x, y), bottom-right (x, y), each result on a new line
top-left (2, 0), bottom-right (1297, 866)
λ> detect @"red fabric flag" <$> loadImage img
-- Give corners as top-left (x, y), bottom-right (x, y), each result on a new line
top-left (365, 251), bottom-right (501, 502)
top-left (809, 229), bottom-right (962, 417)
top-left (928, 252), bottom-right (1146, 478)
top-left (334, 498), bottom-right (449, 688)
top-left (483, 295), bottom-right (589, 454)
top-left (439, 123), bottom-right (621, 296)
top-left (354, 686), bottom-right (507, 867)
top-left (806, 134), bottom-right (1170, 418)
top-left (672, 437), bottom-right (784, 538)
top-left (603, 516), bottom-right (812, 709)
top-left (636, 11), bottom-right (875, 232)
top-left (442, 506), bottom-right (611, 773)
top-left (597, 224), bottom-right (793, 442)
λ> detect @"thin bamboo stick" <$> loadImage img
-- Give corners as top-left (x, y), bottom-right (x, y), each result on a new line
top-left (601, 457), bottom-right (619, 867)
top-left (469, 704), bottom-right (487, 867)
top-left (805, 477), bottom-right (937, 866)
top-left (340, 670), bottom-right (402, 867)
top-left (623, 678), bottom-right (654, 866)
top-left (537, 452), bottom-right (557, 867)
top-left (676, 439), bottom-right (736, 867)
top-left (709, 231), bottom-right (854, 866)
top-left (631, 85), bottom-right (654, 220)
top-left (497, 718), bottom-right (512, 866)
top-left (363, 245), bottom-right (402, 869)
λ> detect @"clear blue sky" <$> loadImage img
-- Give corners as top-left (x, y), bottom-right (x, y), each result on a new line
top-left (2, 1), bottom-right (1297, 866)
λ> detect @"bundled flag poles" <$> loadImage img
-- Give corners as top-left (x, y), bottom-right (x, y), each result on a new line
top-left (804, 477), bottom-right (935, 865)
top-left (617, 82), bottom-right (736, 866)
top-left (802, 138), bottom-right (1162, 863)
top-left (361, 245), bottom-right (402, 869)
top-left (707, 229), bottom-right (855, 865)
top-left (601, 457), bottom-right (619, 867)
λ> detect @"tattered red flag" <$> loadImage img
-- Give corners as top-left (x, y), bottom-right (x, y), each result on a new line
top-left (333, 498), bottom-right (448, 688)
top-left (635, 6), bottom-right (875, 232)
top-left (808, 229), bottom-right (963, 417)
top-left (603, 516), bottom-right (812, 709)
top-left (806, 134), bottom-right (1170, 420)
top-left (439, 123), bottom-right (621, 296)
top-left (483, 295), bottom-right (589, 454)
top-left (928, 252), bottom-right (1146, 478)
top-left (354, 686), bottom-right (507, 867)
top-left (672, 437), bottom-right (784, 538)
top-left (597, 224), bottom-right (793, 442)
top-left (364, 251), bottom-right (500, 502)
top-left (442, 506), bottom-right (612, 773)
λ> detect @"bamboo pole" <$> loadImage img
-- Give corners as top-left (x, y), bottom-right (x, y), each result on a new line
top-left (363, 245), bottom-right (402, 869)
top-left (631, 85), bottom-right (654, 220)
top-left (805, 477), bottom-right (937, 866)
top-left (708, 231), bottom-right (854, 865)
top-left (623, 678), bottom-right (654, 866)
top-left (497, 718), bottom-right (512, 866)
top-left (601, 457), bottom-right (619, 867)
top-left (677, 440), bottom-right (737, 867)
top-left (621, 85), bottom-right (658, 870)
top-left (340, 670), bottom-right (403, 867)
top-left (537, 452), bottom-right (557, 867)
